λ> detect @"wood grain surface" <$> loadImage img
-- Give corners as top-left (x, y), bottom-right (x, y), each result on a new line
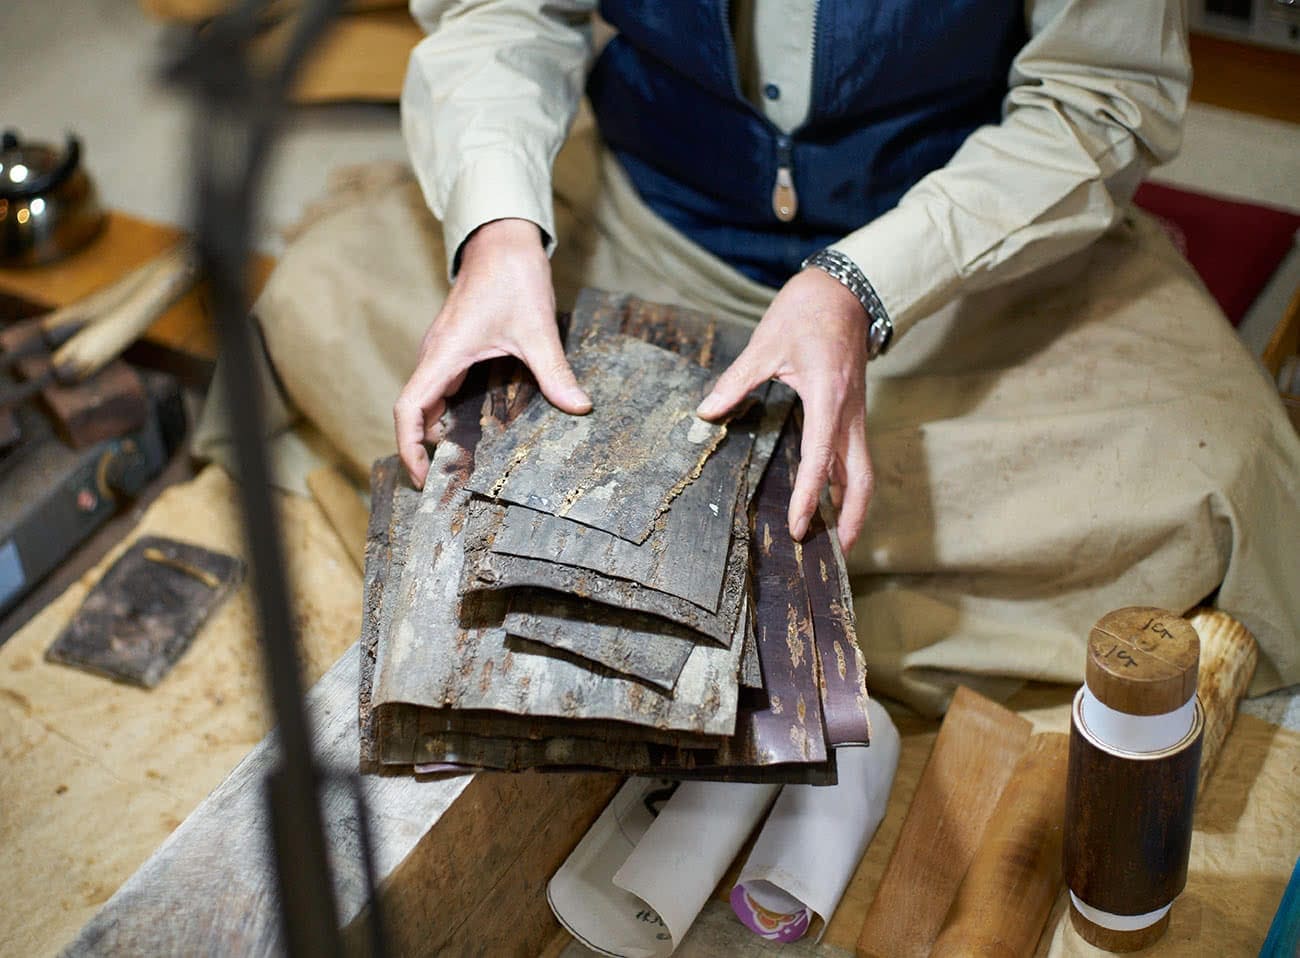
top-left (63, 643), bottom-right (618, 957)
top-left (1188, 608), bottom-right (1259, 788)
top-left (1062, 710), bottom-right (1201, 917)
top-left (931, 732), bottom-right (1069, 958)
top-left (856, 686), bottom-right (1033, 958)
top-left (1086, 607), bottom-right (1200, 715)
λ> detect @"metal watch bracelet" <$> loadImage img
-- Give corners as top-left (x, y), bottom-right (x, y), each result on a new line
top-left (800, 248), bottom-right (894, 360)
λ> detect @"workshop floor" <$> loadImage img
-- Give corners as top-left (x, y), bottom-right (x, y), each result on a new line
top-left (1, 0), bottom-right (1297, 731)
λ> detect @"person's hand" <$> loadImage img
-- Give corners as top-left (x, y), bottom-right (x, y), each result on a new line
top-left (696, 268), bottom-right (873, 550)
top-left (394, 217), bottom-right (591, 488)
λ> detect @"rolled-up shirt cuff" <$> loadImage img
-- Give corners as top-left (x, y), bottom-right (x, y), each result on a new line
top-left (829, 203), bottom-right (962, 341)
top-left (442, 148), bottom-right (556, 280)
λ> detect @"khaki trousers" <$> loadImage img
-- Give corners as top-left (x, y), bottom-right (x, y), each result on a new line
top-left (197, 118), bottom-right (1300, 715)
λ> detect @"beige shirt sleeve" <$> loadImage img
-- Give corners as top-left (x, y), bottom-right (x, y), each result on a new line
top-left (831, 0), bottom-right (1191, 339)
top-left (401, 0), bottom-right (596, 278)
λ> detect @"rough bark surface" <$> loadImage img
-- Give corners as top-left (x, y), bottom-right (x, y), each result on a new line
top-left (465, 333), bottom-right (725, 544)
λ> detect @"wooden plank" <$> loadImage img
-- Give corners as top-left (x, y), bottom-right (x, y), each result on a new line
top-left (466, 333), bottom-right (726, 544)
top-left (930, 732), bottom-right (1069, 958)
top-left (63, 644), bottom-right (619, 957)
top-left (855, 686), bottom-right (1033, 958)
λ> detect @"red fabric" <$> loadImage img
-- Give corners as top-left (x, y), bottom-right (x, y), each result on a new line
top-left (1133, 181), bottom-right (1300, 327)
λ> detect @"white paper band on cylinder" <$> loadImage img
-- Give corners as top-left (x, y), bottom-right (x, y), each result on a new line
top-left (1079, 685), bottom-right (1196, 753)
top-left (1070, 890), bottom-right (1172, 932)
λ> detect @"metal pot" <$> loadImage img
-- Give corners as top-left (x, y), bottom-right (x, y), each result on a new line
top-left (0, 130), bottom-right (105, 267)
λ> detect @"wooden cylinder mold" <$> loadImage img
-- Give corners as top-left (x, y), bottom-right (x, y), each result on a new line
top-left (1062, 607), bottom-right (1203, 952)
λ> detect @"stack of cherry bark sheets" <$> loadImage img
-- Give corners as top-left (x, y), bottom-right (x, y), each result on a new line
top-left (359, 290), bottom-right (871, 784)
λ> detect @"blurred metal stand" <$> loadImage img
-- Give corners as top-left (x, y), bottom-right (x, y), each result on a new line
top-left (168, 3), bottom-right (387, 954)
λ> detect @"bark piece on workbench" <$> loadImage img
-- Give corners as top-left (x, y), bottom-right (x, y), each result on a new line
top-left (45, 535), bottom-right (245, 687)
top-left (503, 597), bottom-right (699, 693)
top-left (483, 382), bottom-right (778, 617)
top-left (405, 715), bottom-right (838, 785)
top-left (358, 454), bottom-right (413, 768)
top-left (370, 364), bottom-right (744, 742)
top-left (801, 498), bottom-right (872, 747)
top-left (462, 498), bottom-right (750, 646)
top-left (497, 473), bottom-right (752, 688)
top-left (698, 422), bottom-right (830, 770)
top-left (466, 332), bottom-right (725, 544)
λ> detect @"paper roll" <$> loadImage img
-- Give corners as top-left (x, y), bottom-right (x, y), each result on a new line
top-left (549, 777), bottom-right (779, 957)
top-left (733, 698), bottom-right (901, 941)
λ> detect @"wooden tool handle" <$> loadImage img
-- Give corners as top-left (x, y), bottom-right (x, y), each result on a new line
top-left (1187, 608), bottom-right (1258, 787)
top-left (931, 731), bottom-right (1070, 958)
top-left (52, 244), bottom-right (199, 381)
top-left (36, 249), bottom-right (171, 335)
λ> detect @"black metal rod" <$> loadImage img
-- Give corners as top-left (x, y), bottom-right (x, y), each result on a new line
top-left (169, 1), bottom-right (375, 953)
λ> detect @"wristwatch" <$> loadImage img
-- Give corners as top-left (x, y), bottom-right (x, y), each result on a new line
top-left (801, 248), bottom-right (894, 360)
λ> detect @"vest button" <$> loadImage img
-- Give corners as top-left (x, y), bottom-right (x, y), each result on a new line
top-left (763, 83), bottom-right (781, 101)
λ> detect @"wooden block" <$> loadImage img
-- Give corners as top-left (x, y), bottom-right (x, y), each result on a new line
top-left (931, 732), bottom-right (1069, 958)
top-left (15, 351), bottom-right (148, 449)
top-left (855, 686), bottom-right (1032, 958)
top-left (63, 645), bottom-right (619, 956)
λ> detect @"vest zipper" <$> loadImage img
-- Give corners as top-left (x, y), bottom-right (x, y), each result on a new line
top-left (772, 136), bottom-right (797, 222)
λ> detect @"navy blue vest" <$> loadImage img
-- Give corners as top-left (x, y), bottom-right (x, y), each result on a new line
top-left (589, 1), bottom-right (1025, 288)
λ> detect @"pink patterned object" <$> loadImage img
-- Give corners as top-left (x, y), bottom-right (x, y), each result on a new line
top-left (730, 883), bottom-right (812, 943)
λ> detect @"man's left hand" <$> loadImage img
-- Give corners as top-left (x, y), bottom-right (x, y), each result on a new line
top-left (696, 268), bottom-right (874, 551)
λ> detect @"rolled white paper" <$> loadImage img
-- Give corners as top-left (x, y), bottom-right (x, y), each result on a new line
top-left (733, 698), bottom-right (901, 941)
top-left (613, 780), bottom-right (780, 953)
top-left (548, 777), bottom-right (778, 957)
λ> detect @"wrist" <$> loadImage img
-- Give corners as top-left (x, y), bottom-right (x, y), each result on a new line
top-left (801, 248), bottom-right (894, 360)
top-left (458, 218), bottom-right (547, 274)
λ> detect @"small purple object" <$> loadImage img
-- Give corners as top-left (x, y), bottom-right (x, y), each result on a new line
top-left (730, 883), bottom-right (812, 943)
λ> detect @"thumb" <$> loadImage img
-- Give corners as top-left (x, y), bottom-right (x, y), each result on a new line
top-left (519, 328), bottom-right (592, 415)
top-left (697, 342), bottom-right (772, 421)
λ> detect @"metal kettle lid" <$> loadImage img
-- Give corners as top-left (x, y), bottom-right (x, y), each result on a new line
top-left (0, 130), bottom-right (84, 201)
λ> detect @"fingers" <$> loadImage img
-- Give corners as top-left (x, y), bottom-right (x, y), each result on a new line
top-left (835, 416), bottom-right (874, 552)
top-left (696, 340), bottom-right (772, 421)
top-left (788, 388), bottom-right (838, 541)
top-left (394, 392), bottom-right (432, 489)
top-left (394, 360), bottom-right (469, 488)
top-left (518, 327), bottom-right (591, 415)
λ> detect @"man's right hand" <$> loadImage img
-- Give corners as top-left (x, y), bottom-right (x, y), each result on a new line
top-left (393, 217), bottom-right (592, 489)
